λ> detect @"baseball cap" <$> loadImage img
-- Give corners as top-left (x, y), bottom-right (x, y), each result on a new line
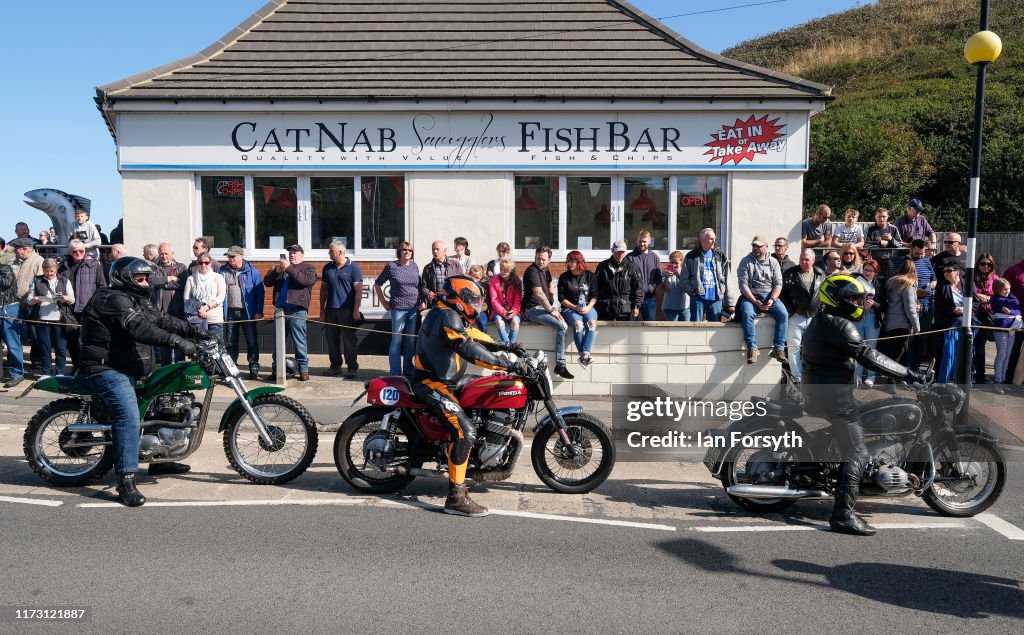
top-left (611, 240), bottom-right (628, 253)
top-left (751, 235), bottom-right (769, 247)
top-left (907, 198), bottom-right (925, 212)
top-left (8, 237), bottom-right (34, 248)
top-left (224, 245), bottom-right (245, 257)
top-left (286, 244), bottom-right (304, 253)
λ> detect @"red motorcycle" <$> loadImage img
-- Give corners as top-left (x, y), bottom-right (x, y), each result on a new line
top-left (334, 350), bottom-right (615, 494)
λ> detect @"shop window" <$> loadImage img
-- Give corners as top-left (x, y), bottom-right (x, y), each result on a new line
top-left (199, 176), bottom-right (245, 249)
top-left (624, 177), bottom-right (669, 252)
top-left (675, 176), bottom-right (724, 252)
top-left (567, 177), bottom-right (611, 252)
top-left (254, 176), bottom-right (298, 250)
top-left (311, 177), bottom-right (355, 249)
top-left (513, 176), bottom-right (557, 250)
top-left (360, 175), bottom-right (405, 250)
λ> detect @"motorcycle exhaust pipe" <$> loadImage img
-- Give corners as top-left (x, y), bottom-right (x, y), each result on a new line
top-left (726, 485), bottom-right (831, 499)
top-left (67, 423), bottom-right (112, 433)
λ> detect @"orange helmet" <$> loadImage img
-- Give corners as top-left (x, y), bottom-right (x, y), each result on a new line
top-left (443, 275), bottom-right (485, 321)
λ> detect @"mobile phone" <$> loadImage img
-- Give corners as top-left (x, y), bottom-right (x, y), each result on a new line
top-left (279, 253), bottom-right (287, 259)
top-left (666, 263), bottom-right (676, 274)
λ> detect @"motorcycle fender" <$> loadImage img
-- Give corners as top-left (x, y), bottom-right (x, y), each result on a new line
top-left (218, 386), bottom-right (286, 432)
top-left (702, 415), bottom-right (792, 477)
top-left (951, 424), bottom-right (1001, 445)
top-left (532, 406), bottom-right (583, 433)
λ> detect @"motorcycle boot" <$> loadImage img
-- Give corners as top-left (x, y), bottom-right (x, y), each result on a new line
top-left (116, 473), bottom-right (146, 507)
top-left (829, 486), bottom-right (876, 536)
top-left (444, 483), bottom-right (490, 518)
top-left (148, 462), bottom-right (191, 476)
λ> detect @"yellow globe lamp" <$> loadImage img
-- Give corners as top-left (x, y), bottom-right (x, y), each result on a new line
top-left (965, 30), bottom-right (1002, 65)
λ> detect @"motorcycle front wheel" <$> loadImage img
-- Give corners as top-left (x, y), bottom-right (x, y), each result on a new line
top-left (922, 436), bottom-right (1005, 517)
top-left (531, 413), bottom-right (615, 494)
top-left (23, 398), bottom-right (114, 486)
top-left (334, 408), bottom-right (417, 494)
top-left (222, 395), bottom-right (318, 485)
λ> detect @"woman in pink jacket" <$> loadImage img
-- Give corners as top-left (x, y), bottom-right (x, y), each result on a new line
top-left (489, 259), bottom-right (522, 343)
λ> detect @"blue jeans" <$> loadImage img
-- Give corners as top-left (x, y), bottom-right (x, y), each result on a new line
top-left (86, 369), bottom-right (140, 475)
top-left (691, 297), bottom-right (723, 322)
top-left (664, 308), bottom-right (690, 322)
top-left (1, 303), bottom-right (24, 380)
top-left (494, 314), bottom-right (520, 343)
top-left (389, 308), bottom-right (419, 376)
top-left (562, 307), bottom-right (598, 357)
top-left (640, 297), bottom-right (657, 321)
top-left (524, 306), bottom-right (567, 366)
top-left (272, 307), bottom-right (309, 373)
top-left (475, 312), bottom-right (490, 334)
top-left (738, 295), bottom-right (788, 351)
top-left (34, 322), bottom-right (68, 376)
top-left (224, 308), bottom-right (259, 368)
top-left (854, 316), bottom-right (881, 381)
top-left (786, 313), bottom-right (812, 382)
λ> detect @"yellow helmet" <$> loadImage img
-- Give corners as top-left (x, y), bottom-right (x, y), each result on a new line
top-left (819, 274), bottom-right (867, 321)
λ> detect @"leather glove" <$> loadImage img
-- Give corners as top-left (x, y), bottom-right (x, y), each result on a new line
top-left (197, 330), bottom-right (221, 343)
top-left (168, 335), bottom-right (198, 357)
top-left (510, 343), bottom-right (529, 358)
top-left (906, 369), bottom-right (929, 385)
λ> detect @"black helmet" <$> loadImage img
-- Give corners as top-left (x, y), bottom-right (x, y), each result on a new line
top-left (441, 275), bottom-right (485, 321)
top-left (109, 257), bottom-right (154, 299)
top-left (819, 274), bottom-right (867, 321)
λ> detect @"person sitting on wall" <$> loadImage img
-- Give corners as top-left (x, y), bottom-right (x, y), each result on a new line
top-left (737, 235), bottom-right (788, 365)
top-left (558, 250), bottom-right (599, 368)
top-left (522, 246), bottom-right (572, 379)
top-left (488, 258), bottom-right (522, 344)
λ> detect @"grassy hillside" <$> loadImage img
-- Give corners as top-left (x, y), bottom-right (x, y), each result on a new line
top-left (724, 0), bottom-right (1024, 231)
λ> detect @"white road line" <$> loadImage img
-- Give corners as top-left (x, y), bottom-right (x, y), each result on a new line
top-left (0, 495), bottom-right (63, 507)
top-left (487, 508), bottom-right (677, 531)
top-left (0, 425), bottom-right (12, 431)
top-left (975, 513), bottom-right (1024, 540)
top-left (78, 498), bottom-right (371, 509)
top-left (693, 525), bottom-right (817, 533)
top-left (692, 520), bottom-right (968, 533)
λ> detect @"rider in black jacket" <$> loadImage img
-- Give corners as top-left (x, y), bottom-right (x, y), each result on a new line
top-left (801, 274), bottom-right (926, 535)
top-left (79, 257), bottom-right (202, 507)
top-left (411, 275), bottom-right (524, 517)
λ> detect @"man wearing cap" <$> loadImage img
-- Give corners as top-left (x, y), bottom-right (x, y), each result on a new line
top-left (737, 235), bottom-right (788, 364)
top-left (264, 244), bottom-right (317, 381)
top-left (219, 246), bottom-right (264, 379)
top-left (3, 238), bottom-right (44, 386)
top-left (321, 241), bottom-right (363, 378)
top-left (597, 240), bottom-right (643, 322)
top-left (896, 199), bottom-right (936, 245)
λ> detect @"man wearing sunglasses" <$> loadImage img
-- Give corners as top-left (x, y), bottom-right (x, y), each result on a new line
top-left (58, 239), bottom-right (107, 370)
top-left (931, 232), bottom-right (967, 287)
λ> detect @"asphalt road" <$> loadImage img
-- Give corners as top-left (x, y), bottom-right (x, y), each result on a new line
top-left (1, 383), bottom-right (1023, 633)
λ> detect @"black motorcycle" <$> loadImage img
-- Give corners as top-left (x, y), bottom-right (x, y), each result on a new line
top-left (703, 368), bottom-right (1005, 517)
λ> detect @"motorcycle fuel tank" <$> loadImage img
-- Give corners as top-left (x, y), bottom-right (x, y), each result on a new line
top-left (367, 377), bottom-right (423, 408)
top-left (139, 361), bottom-right (211, 401)
top-left (459, 375), bottom-right (528, 410)
top-left (860, 400), bottom-right (923, 435)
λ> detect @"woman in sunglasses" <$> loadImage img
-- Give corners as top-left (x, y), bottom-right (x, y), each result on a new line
top-left (934, 266), bottom-right (966, 383)
top-left (375, 241), bottom-right (421, 378)
top-left (972, 253), bottom-right (999, 383)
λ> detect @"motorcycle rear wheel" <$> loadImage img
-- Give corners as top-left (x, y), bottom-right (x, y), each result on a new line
top-left (531, 413), bottom-right (615, 494)
top-left (922, 436), bottom-right (1005, 517)
top-left (334, 408), bottom-right (418, 494)
top-left (720, 443), bottom-right (797, 513)
top-left (222, 395), bottom-right (318, 485)
top-left (23, 398), bottom-right (114, 486)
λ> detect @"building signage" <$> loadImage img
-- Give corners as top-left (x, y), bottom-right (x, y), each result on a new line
top-left (118, 111), bottom-right (808, 172)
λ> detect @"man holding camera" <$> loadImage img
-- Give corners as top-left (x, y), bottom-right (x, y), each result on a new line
top-left (264, 244), bottom-right (317, 381)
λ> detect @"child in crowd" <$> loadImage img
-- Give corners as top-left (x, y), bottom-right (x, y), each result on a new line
top-left (489, 259), bottom-right (522, 343)
top-left (467, 264), bottom-right (489, 333)
top-left (70, 208), bottom-right (102, 259)
top-left (990, 278), bottom-right (1022, 393)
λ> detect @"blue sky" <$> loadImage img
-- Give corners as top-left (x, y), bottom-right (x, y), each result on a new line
top-left (1, 0), bottom-right (872, 241)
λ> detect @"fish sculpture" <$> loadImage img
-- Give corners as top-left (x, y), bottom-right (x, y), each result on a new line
top-left (23, 188), bottom-right (91, 247)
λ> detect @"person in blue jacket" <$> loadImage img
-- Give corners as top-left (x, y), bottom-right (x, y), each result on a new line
top-left (219, 246), bottom-right (265, 379)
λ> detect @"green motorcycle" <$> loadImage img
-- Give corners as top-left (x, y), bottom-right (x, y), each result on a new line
top-left (21, 339), bottom-right (318, 486)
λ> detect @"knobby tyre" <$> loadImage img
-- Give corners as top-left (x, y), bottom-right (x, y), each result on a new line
top-left (23, 398), bottom-right (114, 486)
top-left (531, 413), bottom-right (615, 494)
top-left (334, 408), bottom-right (416, 494)
top-left (222, 395), bottom-right (318, 485)
top-left (922, 436), bottom-right (1005, 517)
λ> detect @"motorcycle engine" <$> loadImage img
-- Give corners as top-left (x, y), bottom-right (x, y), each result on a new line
top-left (140, 393), bottom-right (198, 460)
top-left (865, 440), bottom-right (911, 491)
top-left (473, 410), bottom-right (516, 468)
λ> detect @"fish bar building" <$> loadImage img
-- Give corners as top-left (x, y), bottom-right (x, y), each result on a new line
top-left (95, 0), bottom-right (831, 317)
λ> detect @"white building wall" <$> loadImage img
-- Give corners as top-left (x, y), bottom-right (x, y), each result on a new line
top-left (727, 171), bottom-right (804, 267)
top-left (122, 172), bottom-right (195, 257)
top-left (407, 172), bottom-right (513, 258)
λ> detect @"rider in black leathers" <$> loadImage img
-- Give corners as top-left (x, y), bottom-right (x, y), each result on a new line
top-left (79, 257), bottom-right (203, 507)
top-left (411, 275), bottom-right (526, 517)
top-left (802, 274), bottom-right (927, 536)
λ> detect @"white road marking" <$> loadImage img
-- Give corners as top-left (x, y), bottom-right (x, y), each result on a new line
top-left (78, 498), bottom-right (371, 509)
top-left (693, 525), bottom-right (817, 533)
top-left (0, 495), bottom-right (63, 507)
top-left (693, 520), bottom-right (968, 533)
top-left (486, 509), bottom-right (676, 531)
top-left (0, 425), bottom-right (12, 431)
top-left (975, 513), bottom-right (1024, 540)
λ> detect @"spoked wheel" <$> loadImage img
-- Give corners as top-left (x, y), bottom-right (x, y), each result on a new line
top-left (721, 444), bottom-right (797, 513)
top-left (923, 437), bottom-right (1005, 517)
top-left (23, 398), bottom-right (113, 486)
top-left (530, 413), bottom-right (615, 494)
top-left (334, 408), bottom-right (418, 494)
top-left (223, 395), bottom-right (318, 485)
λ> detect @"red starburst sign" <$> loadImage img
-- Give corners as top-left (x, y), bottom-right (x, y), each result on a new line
top-left (704, 115), bottom-right (787, 165)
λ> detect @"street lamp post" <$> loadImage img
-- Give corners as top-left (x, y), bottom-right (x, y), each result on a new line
top-left (958, 1), bottom-right (1001, 422)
